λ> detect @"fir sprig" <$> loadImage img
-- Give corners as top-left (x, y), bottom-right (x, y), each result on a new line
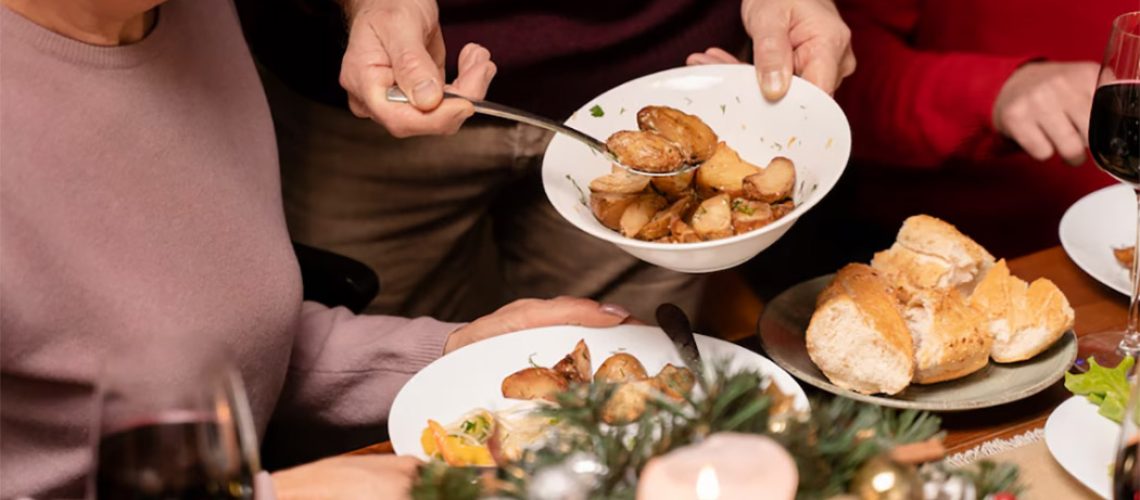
top-left (410, 362), bottom-right (1018, 500)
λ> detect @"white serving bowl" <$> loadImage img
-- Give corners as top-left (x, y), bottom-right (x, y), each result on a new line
top-left (541, 64), bottom-right (851, 273)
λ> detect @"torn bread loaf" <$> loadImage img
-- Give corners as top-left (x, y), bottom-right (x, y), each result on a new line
top-left (970, 259), bottom-right (1075, 363)
top-left (902, 289), bottom-right (992, 384)
top-left (806, 264), bottom-right (914, 395)
top-left (871, 215), bottom-right (995, 299)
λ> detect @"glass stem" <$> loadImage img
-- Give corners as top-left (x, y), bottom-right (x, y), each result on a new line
top-left (1121, 188), bottom-right (1140, 357)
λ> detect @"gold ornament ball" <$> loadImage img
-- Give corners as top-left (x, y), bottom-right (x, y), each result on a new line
top-left (849, 455), bottom-right (921, 500)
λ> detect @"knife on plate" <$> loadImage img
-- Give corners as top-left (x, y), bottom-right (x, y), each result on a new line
top-left (655, 303), bottom-right (702, 370)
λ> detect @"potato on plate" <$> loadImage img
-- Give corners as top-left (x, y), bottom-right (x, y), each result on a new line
top-left (651, 364), bottom-right (695, 401)
top-left (590, 192), bottom-right (639, 230)
top-left (552, 339), bottom-right (592, 383)
top-left (651, 170), bottom-right (696, 200)
top-left (501, 367), bottom-right (568, 402)
top-left (589, 171), bottom-right (651, 194)
top-left (595, 353), bottom-right (649, 383)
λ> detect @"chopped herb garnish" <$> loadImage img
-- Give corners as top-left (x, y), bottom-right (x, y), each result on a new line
top-left (683, 97), bottom-right (693, 105)
top-left (462, 420), bottom-right (476, 433)
top-left (735, 96), bottom-right (741, 104)
top-left (528, 353), bottom-right (541, 368)
top-left (731, 199), bottom-right (755, 215)
top-left (619, 107), bottom-right (627, 115)
top-left (771, 143), bottom-right (783, 151)
top-left (798, 104), bottom-right (806, 110)
top-left (589, 105), bottom-right (605, 117)
top-left (720, 104), bottom-right (727, 114)
top-left (566, 175), bottom-right (588, 206)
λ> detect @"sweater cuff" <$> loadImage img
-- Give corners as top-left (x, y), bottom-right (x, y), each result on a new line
top-left (255, 471), bottom-right (276, 500)
top-left (401, 317), bottom-right (466, 369)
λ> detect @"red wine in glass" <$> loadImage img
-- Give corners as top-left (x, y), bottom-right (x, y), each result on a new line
top-left (1078, 11), bottom-right (1140, 370)
top-left (96, 415), bottom-right (254, 499)
top-left (1090, 83), bottom-right (1140, 184)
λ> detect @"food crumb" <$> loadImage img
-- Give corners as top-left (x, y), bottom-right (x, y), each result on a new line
top-left (825, 137), bottom-right (834, 149)
top-left (787, 136), bottom-right (797, 148)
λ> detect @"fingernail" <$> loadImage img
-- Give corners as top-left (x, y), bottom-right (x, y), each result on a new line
top-left (411, 79), bottom-right (439, 106)
top-left (600, 303), bottom-right (631, 320)
top-left (762, 70), bottom-right (784, 94)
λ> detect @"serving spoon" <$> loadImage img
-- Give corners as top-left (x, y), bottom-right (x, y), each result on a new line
top-left (386, 87), bottom-right (699, 177)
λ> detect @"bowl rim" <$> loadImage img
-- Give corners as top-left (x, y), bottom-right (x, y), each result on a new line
top-left (541, 64), bottom-right (851, 252)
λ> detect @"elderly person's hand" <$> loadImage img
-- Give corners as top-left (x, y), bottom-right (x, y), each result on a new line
top-left (687, 0), bottom-right (855, 101)
top-left (271, 455), bottom-right (419, 500)
top-left (992, 61), bottom-right (1099, 166)
top-left (444, 297), bottom-right (633, 353)
top-left (338, 0), bottom-right (497, 137)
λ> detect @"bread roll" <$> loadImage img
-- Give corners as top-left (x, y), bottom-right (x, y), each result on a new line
top-left (807, 264), bottom-right (914, 395)
top-left (871, 215), bottom-right (995, 299)
top-left (970, 259), bottom-right (1075, 363)
top-left (902, 289), bottom-right (991, 384)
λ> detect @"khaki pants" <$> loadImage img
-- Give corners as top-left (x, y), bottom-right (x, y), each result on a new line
top-left (261, 72), bottom-right (705, 323)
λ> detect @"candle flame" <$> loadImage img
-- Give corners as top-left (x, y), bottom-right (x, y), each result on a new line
top-left (696, 465), bottom-right (720, 500)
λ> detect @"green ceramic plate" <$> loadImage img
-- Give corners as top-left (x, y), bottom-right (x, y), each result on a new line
top-left (757, 275), bottom-right (1078, 411)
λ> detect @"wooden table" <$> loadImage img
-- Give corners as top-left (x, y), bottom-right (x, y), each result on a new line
top-left (351, 246), bottom-right (1128, 457)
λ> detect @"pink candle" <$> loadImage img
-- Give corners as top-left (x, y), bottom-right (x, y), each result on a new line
top-left (637, 433), bottom-right (798, 500)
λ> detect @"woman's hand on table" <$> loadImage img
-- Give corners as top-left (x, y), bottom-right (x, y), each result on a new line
top-left (443, 297), bottom-right (634, 353)
top-left (688, 0), bottom-right (854, 101)
top-left (338, 0), bottom-right (497, 137)
top-left (271, 455), bottom-right (419, 500)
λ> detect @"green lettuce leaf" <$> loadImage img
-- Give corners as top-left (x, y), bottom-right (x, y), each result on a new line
top-left (1065, 356), bottom-right (1134, 423)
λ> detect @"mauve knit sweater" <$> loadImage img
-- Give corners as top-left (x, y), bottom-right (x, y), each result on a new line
top-left (0, 1), bottom-right (458, 497)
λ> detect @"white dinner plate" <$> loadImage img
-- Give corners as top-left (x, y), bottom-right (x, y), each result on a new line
top-left (1045, 396), bottom-right (1119, 499)
top-left (1059, 183), bottom-right (1134, 296)
top-left (388, 324), bottom-right (809, 460)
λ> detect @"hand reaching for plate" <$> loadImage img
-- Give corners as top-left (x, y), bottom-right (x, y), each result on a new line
top-left (271, 455), bottom-right (419, 500)
top-left (687, 0), bottom-right (855, 101)
top-left (338, 0), bottom-right (497, 137)
top-left (443, 297), bottom-right (634, 353)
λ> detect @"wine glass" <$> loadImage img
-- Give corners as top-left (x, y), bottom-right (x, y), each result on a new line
top-left (1079, 11), bottom-right (1140, 369)
top-left (89, 340), bottom-right (261, 499)
top-left (1114, 377), bottom-right (1140, 498)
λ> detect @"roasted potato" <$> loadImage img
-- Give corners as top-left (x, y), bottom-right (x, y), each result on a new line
top-left (730, 198), bottom-right (775, 233)
top-left (590, 192), bottom-right (639, 230)
top-left (589, 171), bottom-right (651, 194)
top-left (606, 130), bottom-right (685, 174)
top-left (742, 157), bottom-right (796, 203)
top-left (601, 381), bottom-right (652, 425)
top-left (650, 170), bottom-right (696, 200)
top-left (595, 353), bottom-right (649, 383)
top-left (651, 364), bottom-right (695, 401)
top-left (694, 142), bottom-right (762, 198)
top-left (636, 193), bottom-right (696, 241)
top-left (637, 106), bottom-right (718, 163)
top-left (552, 339), bottom-right (592, 383)
top-left (619, 193), bottom-right (667, 238)
top-left (501, 367), bottom-right (568, 402)
top-left (771, 200), bottom-right (795, 220)
top-left (690, 194), bottom-right (733, 240)
top-left (669, 219), bottom-right (702, 243)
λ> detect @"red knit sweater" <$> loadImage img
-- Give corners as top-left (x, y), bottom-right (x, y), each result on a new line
top-left (834, 0), bottom-right (1133, 256)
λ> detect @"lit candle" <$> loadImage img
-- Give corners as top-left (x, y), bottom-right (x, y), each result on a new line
top-left (696, 465), bottom-right (720, 500)
top-left (637, 433), bottom-right (797, 500)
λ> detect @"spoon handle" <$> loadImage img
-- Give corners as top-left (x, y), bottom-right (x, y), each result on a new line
top-left (385, 87), bottom-right (608, 155)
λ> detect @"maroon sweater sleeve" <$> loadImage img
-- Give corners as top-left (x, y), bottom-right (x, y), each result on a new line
top-left (835, 0), bottom-right (1039, 169)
